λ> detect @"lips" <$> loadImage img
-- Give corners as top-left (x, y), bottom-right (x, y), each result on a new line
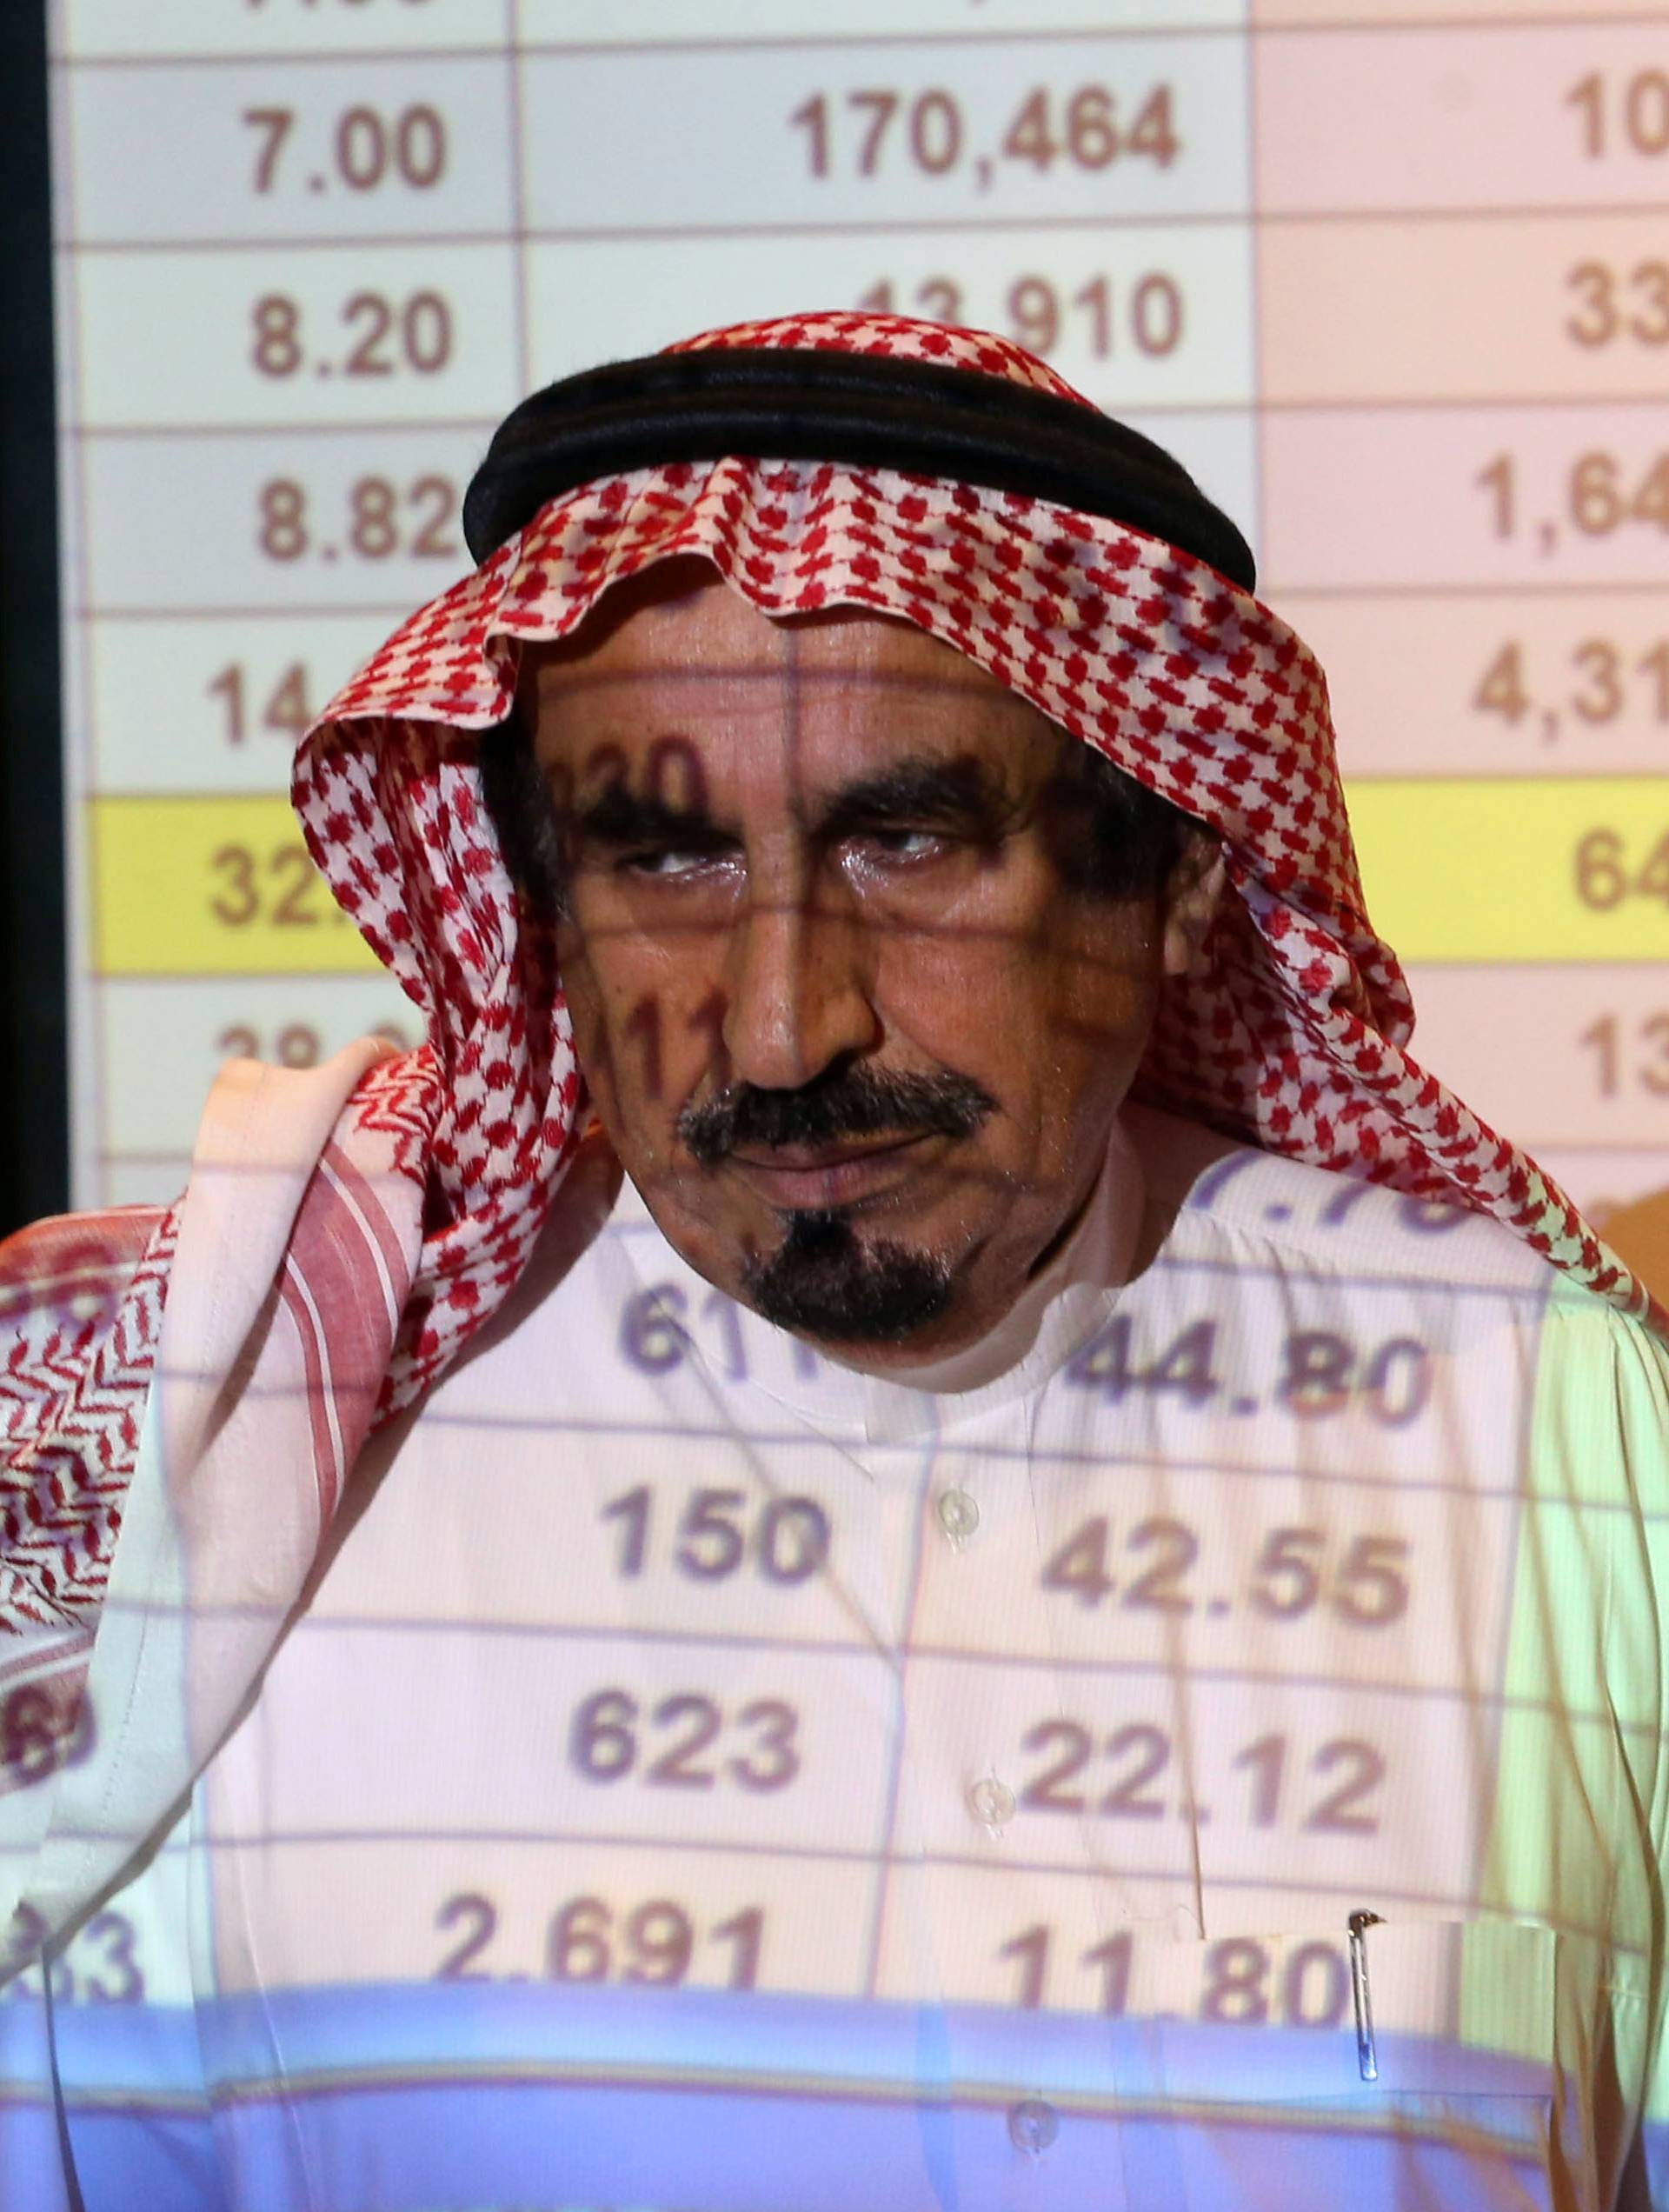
top-left (723, 1134), bottom-right (937, 1209)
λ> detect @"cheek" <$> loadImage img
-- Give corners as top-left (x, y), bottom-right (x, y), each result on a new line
top-left (872, 895), bottom-right (1157, 1072)
top-left (553, 924), bottom-right (614, 1104)
top-left (866, 873), bottom-right (1046, 1032)
top-left (1047, 912), bottom-right (1163, 1058)
top-left (1034, 923), bottom-right (1161, 1161)
top-left (870, 902), bottom-right (1159, 1178)
top-left (558, 911), bottom-right (721, 1131)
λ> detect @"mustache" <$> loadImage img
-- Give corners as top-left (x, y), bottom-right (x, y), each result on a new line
top-left (677, 1064), bottom-right (998, 1167)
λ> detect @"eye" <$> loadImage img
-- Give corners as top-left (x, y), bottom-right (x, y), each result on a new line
top-left (851, 829), bottom-right (946, 864)
top-left (619, 842), bottom-right (735, 881)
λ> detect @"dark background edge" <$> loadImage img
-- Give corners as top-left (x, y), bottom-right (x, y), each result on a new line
top-left (0, 2), bottom-right (69, 1239)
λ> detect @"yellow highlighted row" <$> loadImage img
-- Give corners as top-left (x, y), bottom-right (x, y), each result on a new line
top-left (1346, 778), bottom-right (1669, 964)
top-left (93, 796), bottom-right (380, 976)
top-left (90, 783), bottom-right (1669, 976)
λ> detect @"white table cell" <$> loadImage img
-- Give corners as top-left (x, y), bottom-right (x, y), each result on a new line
top-left (874, 1862), bottom-right (1372, 2019)
top-left (1262, 404), bottom-right (1669, 592)
top-left (1005, 1263), bottom-right (1534, 1505)
top-left (88, 613), bottom-right (396, 792)
top-left (910, 1459), bottom-right (1515, 1698)
top-left (894, 1658), bottom-right (1489, 1904)
top-left (209, 1622), bottom-right (898, 1860)
top-left (529, 224), bottom-right (1253, 410)
top-left (1257, 23), bottom-right (1669, 217)
top-left (1292, 590), bottom-right (1669, 782)
top-left (62, 57), bottom-right (512, 242)
top-left (874, 1857), bottom-right (1162, 2011)
top-left (516, 2), bottom-right (1247, 41)
top-left (97, 975), bottom-right (420, 1157)
top-left (203, 1833), bottom-right (878, 2002)
top-left (876, 1866), bottom-right (1552, 2077)
top-left (76, 243), bottom-right (519, 429)
top-left (1, 1830), bottom-right (199, 2011)
top-left (58, 1), bottom-right (505, 64)
top-left (83, 429), bottom-right (487, 613)
top-left (1401, 965), bottom-right (1669, 1156)
top-left (304, 1400), bottom-right (919, 1655)
top-left (521, 42), bottom-right (1251, 232)
top-left (1260, 211), bottom-right (1669, 410)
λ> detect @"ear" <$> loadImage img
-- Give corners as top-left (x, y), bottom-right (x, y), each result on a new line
top-left (1160, 831), bottom-right (1226, 979)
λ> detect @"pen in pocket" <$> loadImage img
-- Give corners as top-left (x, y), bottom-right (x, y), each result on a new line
top-left (1348, 1910), bottom-right (1383, 2082)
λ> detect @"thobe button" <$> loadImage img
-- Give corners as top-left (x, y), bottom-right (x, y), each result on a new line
top-left (936, 1488), bottom-right (979, 1542)
top-left (967, 1776), bottom-right (1015, 1829)
top-left (1008, 2098), bottom-right (1060, 2154)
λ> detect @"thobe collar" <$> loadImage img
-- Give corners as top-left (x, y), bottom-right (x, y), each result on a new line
top-left (614, 1115), bottom-right (1147, 1448)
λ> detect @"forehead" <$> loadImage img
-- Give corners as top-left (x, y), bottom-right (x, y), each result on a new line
top-left (519, 562), bottom-right (1052, 773)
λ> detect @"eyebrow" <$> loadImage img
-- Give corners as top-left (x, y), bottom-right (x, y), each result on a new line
top-left (564, 783), bottom-right (722, 852)
top-left (563, 752), bottom-right (1016, 854)
top-left (813, 756), bottom-right (1015, 843)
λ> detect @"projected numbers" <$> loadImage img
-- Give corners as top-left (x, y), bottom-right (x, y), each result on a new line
top-left (618, 1284), bottom-right (821, 1386)
top-left (601, 1488), bottom-right (832, 1587)
top-left (1566, 69), bottom-right (1669, 160)
top-left (1473, 636), bottom-right (1669, 737)
top-left (997, 1925), bottom-right (1352, 2028)
top-left (791, 82), bottom-right (1175, 183)
top-left (1041, 1519), bottom-right (1411, 1627)
top-left (243, 102), bottom-right (448, 196)
top-left (207, 841), bottom-right (342, 930)
top-left (250, 290), bottom-right (454, 380)
top-left (1577, 1010), bottom-right (1669, 1097)
top-left (256, 474), bottom-right (459, 563)
top-left (789, 83), bottom-right (1180, 183)
top-left (3, 1907), bottom-right (144, 2006)
top-left (1064, 1316), bottom-right (1435, 1426)
top-left (1565, 259), bottom-right (1669, 348)
top-left (215, 1018), bottom-right (412, 1064)
top-left (1, 1684), bottom-right (96, 1793)
top-left (206, 659), bottom-right (316, 748)
top-left (433, 1892), bottom-right (765, 1990)
top-left (856, 270), bottom-right (1182, 361)
top-left (1573, 826), bottom-right (1669, 911)
top-left (568, 1691), bottom-right (801, 1794)
top-left (1019, 1721), bottom-right (1386, 1836)
top-left (1475, 449), bottom-right (1669, 543)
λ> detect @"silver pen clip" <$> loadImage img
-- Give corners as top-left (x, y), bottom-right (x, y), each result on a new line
top-left (1347, 1910), bottom-right (1382, 2082)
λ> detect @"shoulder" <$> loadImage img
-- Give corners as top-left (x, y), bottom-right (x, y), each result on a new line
top-left (0, 1205), bottom-right (170, 1323)
top-left (1529, 1272), bottom-right (1669, 1501)
top-left (0, 1203), bottom-right (176, 1630)
top-left (1127, 1102), bottom-right (1669, 1472)
top-left (0, 1204), bottom-right (175, 1403)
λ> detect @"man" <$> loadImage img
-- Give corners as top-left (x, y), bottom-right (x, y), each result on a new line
top-left (1, 310), bottom-right (1666, 2210)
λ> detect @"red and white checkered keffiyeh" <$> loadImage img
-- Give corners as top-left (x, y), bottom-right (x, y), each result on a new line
top-left (300, 308), bottom-right (1652, 1412)
top-left (0, 310), bottom-right (1651, 1650)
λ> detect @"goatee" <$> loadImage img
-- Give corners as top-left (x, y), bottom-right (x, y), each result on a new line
top-left (741, 1209), bottom-right (954, 1343)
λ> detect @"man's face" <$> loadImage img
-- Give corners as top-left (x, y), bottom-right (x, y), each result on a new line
top-left (525, 563), bottom-right (1207, 1365)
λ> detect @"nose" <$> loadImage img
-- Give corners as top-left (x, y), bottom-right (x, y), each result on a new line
top-left (719, 876), bottom-right (879, 1092)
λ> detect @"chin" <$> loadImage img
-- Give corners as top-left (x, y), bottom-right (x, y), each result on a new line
top-left (739, 1209), bottom-right (957, 1346)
